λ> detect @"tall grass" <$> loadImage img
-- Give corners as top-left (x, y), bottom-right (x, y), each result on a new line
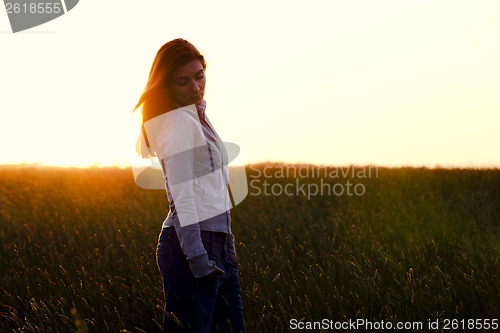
top-left (0, 164), bottom-right (499, 332)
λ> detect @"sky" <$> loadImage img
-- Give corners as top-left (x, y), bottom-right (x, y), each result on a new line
top-left (1, 0), bottom-right (499, 169)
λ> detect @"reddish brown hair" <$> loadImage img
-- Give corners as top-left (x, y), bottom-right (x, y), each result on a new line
top-left (132, 39), bottom-right (206, 158)
top-left (132, 38), bottom-right (206, 122)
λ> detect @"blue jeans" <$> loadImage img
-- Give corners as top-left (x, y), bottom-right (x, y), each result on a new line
top-left (156, 227), bottom-right (247, 333)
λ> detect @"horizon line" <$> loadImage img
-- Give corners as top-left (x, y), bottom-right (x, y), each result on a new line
top-left (0, 161), bottom-right (499, 171)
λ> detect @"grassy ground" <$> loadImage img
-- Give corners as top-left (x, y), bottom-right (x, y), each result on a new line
top-left (0, 164), bottom-right (499, 332)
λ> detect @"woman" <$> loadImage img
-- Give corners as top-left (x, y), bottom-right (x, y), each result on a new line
top-left (132, 39), bottom-right (247, 332)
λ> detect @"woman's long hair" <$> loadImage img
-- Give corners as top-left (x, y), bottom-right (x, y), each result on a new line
top-left (132, 38), bottom-right (206, 158)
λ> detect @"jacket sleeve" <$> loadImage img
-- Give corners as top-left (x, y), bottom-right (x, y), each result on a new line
top-left (156, 111), bottom-right (216, 278)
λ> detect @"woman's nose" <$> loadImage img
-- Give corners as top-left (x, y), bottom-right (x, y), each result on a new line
top-left (190, 79), bottom-right (200, 91)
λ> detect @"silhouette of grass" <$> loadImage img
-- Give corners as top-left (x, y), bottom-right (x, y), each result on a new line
top-left (0, 164), bottom-right (498, 332)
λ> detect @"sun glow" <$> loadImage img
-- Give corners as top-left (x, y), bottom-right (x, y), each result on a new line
top-left (1, 0), bottom-right (499, 168)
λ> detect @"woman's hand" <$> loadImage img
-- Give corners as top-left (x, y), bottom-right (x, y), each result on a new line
top-left (229, 252), bottom-right (238, 266)
top-left (205, 266), bottom-right (225, 278)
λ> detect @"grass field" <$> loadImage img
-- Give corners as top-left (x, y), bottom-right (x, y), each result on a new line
top-left (0, 164), bottom-right (499, 332)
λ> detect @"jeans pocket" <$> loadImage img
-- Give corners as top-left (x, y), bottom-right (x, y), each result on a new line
top-left (201, 235), bottom-right (218, 263)
top-left (228, 252), bottom-right (238, 267)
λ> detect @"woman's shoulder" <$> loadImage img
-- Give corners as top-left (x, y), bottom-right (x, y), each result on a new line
top-left (146, 104), bottom-right (205, 153)
top-left (145, 105), bottom-right (200, 133)
top-left (164, 104), bottom-right (199, 121)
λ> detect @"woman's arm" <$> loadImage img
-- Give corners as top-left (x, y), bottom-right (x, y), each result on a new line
top-left (154, 110), bottom-right (218, 278)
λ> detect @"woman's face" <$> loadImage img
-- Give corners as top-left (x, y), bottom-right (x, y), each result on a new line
top-left (170, 59), bottom-right (206, 107)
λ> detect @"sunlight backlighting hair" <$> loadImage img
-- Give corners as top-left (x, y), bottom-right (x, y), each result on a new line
top-left (131, 38), bottom-right (207, 158)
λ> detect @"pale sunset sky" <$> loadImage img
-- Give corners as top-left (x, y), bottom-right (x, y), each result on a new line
top-left (1, 0), bottom-right (499, 168)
